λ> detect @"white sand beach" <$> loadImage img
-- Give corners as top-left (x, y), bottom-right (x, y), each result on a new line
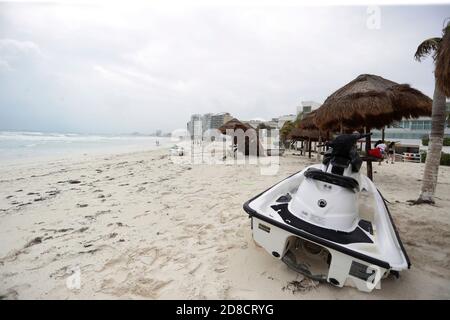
top-left (0, 148), bottom-right (449, 299)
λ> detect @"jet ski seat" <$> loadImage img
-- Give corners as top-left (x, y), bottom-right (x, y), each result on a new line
top-left (304, 168), bottom-right (359, 191)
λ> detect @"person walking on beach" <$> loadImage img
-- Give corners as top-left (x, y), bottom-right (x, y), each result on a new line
top-left (232, 143), bottom-right (238, 159)
top-left (374, 140), bottom-right (387, 165)
top-left (387, 141), bottom-right (396, 164)
top-left (231, 136), bottom-right (238, 159)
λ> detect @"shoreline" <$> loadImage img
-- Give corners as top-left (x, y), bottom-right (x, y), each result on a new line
top-left (0, 131), bottom-right (173, 167)
top-left (0, 145), bottom-right (172, 169)
top-left (0, 148), bottom-right (449, 299)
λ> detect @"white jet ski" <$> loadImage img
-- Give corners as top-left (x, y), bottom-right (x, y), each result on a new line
top-left (243, 133), bottom-right (410, 292)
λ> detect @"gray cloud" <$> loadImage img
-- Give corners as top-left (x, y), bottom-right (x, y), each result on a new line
top-left (0, 3), bottom-right (447, 134)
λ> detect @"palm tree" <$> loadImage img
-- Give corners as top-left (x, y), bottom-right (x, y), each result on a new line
top-left (280, 120), bottom-right (295, 144)
top-left (414, 21), bottom-right (450, 204)
top-left (293, 111), bottom-right (303, 127)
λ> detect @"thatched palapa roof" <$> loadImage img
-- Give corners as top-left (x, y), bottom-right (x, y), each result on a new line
top-left (287, 128), bottom-right (320, 141)
top-left (218, 118), bottom-right (252, 134)
top-left (295, 110), bottom-right (331, 141)
top-left (314, 74), bottom-right (432, 130)
top-left (298, 110), bottom-right (318, 130)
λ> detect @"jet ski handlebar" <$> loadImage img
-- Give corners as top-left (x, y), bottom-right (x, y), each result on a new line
top-left (355, 133), bottom-right (372, 140)
top-left (336, 132), bottom-right (372, 142)
top-left (319, 133), bottom-right (372, 148)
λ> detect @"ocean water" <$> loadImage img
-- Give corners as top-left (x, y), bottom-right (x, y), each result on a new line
top-left (0, 131), bottom-right (172, 164)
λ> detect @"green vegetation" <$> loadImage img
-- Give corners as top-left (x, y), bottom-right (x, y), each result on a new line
top-left (421, 151), bottom-right (450, 166)
top-left (293, 112), bottom-right (303, 127)
top-left (280, 120), bottom-right (295, 142)
top-left (421, 136), bottom-right (450, 146)
top-left (280, 112), bottom-right (305, 143)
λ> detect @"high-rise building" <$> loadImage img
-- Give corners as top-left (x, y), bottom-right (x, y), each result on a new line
top-left (246, 118), bottom-right (265, 129)
top-left (210, 112), bottom-right (233, 129)
top-left (202, 113), bottom-right (213, 132)
top-left (297, 101), bottom-right (321, 115)
top-left (187, 112), bottom-right (233, 139)
top-left (187, 114), bottom-right (203, 139)
top-left (372, 115), bottom-right (450, 140)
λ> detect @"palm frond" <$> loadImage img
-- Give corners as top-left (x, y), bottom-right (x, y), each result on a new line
top-left (414, 37), bottom-right (441, 61)
top-left (436, 21), bottom-right (450, 96)
top-left (442, 18), bottom-right (450, 32)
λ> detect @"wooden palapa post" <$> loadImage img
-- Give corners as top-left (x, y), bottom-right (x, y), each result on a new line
top-left (365, 127), bottom-right (373, 181)
top-left (317, 132), bottom-right (322, 162)
top-left (308, 138), bottom-right (312, 159)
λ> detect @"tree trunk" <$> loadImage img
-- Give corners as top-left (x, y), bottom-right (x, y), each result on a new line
top-left (416, 83), bottom-right (447, 204)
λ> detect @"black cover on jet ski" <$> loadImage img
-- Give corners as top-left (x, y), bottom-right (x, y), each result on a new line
top-left (304, 168), bottom-right (359, 191)
top-left (323, 134), bottom-right (363, 173)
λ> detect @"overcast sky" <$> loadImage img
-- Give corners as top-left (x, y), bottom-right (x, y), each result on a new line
top-left (0, 2), bottom-right (448, 134)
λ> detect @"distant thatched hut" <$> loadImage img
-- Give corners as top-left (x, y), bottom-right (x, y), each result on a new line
top-left (287, 128), bottom-right (320, 141)
top-left (219, 118), bottom-right (252, 133)
top-left (291, 111), bottom-right (331, 158)
top-left (255, 122), bottom-right (274, 130)
top-left (218, 118), bottom-right (265, 156)
top-left (287, 127), bottom-right (322, 158)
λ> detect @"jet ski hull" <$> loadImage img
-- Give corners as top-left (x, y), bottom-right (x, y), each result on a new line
top-left (243, 166), bottom-right (410, 293)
